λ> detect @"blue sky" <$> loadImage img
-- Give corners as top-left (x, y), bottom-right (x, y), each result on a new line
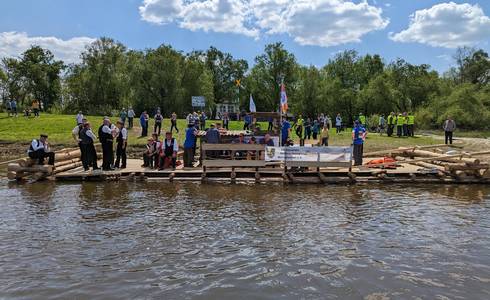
top-left (0, 0), bottom-right (489, 73)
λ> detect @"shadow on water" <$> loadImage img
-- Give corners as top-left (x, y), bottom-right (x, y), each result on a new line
top-left (0, 180), bottom-right (489, 299)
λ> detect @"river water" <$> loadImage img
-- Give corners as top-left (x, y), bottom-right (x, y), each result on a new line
top-left (1, 180), bottom-right (489, 299)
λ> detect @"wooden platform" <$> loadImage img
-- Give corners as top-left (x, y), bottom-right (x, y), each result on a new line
top-left (54, 159), bottom-right (490, 184)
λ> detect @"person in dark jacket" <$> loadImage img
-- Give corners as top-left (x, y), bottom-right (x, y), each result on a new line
top-left (98, 118), bottom-right (115, 171)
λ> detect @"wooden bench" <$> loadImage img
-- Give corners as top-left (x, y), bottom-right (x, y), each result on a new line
top-left (201, 143), bottom-right (266, 180)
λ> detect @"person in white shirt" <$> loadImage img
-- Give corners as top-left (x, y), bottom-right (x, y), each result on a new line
top-left (76, 111), bottom-right (84, 125)
top-left (127, 108), bottom-right (135, 129)
top-left (98, 118), bottom-right (115, 170)
top-left (27, 134), bottom-right (55, 165)
top-left (335, 113), bottom-right (342, 134)
top-left (72, 118), bottom-right (88, 142)
top-left (159, 131), bottom-right (178, 170)
top-left (79, 122), bottom-right (99, 171)
top-left (72, 118), bottom-right (88, 167)
top-left (114, 120), bottom-right (128, 169)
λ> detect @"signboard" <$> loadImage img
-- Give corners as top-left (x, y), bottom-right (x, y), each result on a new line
top-left (192, 96), bottom-right (206, 107)
top-left (265, 146), bottom-right (352, 162)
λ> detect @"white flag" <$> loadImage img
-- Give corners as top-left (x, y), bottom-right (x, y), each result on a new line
top-left (249, 94), bottom-right (256, 113)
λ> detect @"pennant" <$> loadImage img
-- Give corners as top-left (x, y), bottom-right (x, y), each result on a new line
top-left (249, 94), bottom-right (256, 113)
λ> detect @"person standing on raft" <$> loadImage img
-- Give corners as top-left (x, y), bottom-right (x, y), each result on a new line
top-left (99, 118), bottom-right (115, 171)
top-left (79, 122), bottom-right (99, 171)
top-left (352, 120), bottom-right (367, 166)
top-left (27, 134), bottom-right (55, 165)
top-left (114, 120), bottom-right (128, 169)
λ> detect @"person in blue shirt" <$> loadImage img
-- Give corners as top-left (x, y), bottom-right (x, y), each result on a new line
top-left (352, 120), bottom-right (367, 166)
top-left (183, 124), bottom-right (197, 167)
top-left (243, 113), bottom-right (252, 130)
top-left (140, 111), bottom-right (149, 137)
top-left (281, 119), bottom-right (291, 146)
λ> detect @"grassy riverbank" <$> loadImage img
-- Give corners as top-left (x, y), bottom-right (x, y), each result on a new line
top-left (0, 113), bottom-right (442, 160)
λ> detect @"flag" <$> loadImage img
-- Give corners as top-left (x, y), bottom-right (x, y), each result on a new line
top-left (280, 83), bottom-right (288, 113)
top-left (249, 94), bottom-right (256, 113)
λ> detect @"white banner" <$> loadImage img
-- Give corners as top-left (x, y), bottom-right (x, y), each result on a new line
top-left (265, 146), bottom-right (352, 162)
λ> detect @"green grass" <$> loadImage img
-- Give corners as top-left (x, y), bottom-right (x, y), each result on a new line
top-left (0, 113), bottom-right (441, 153)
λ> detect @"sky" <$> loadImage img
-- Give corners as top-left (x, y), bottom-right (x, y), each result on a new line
top-left (0, 0), bottom-right (489, 73)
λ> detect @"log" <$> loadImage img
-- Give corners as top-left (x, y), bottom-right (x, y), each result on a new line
top-left (54, 158), bottom-right (81, 168)
top-left (53, 162), bottom-right (83, 174)
top-left (444, 163), bottom-right (489, 172)
top-left (32, 172), bottom-right (49, 181)
top-left (409, 161), bottom-right (447, 172)
top-left (18, 158), bottom-right (37, 167)
top-left (363, 144), bottom-right (462, 158)
top-left (369, 151), bottom-right (490, 168)
top-left (7, 171), bottom-right (19, 180)
top-left (8, 163), bottom-right (53, 174)
top-left (409, 149), bottom-right (480, 164)
top-left (55, 150), bottom-right (81, 161)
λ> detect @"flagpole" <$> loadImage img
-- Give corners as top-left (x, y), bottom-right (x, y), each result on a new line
top-left (279, 75), bottom-right (284, 147)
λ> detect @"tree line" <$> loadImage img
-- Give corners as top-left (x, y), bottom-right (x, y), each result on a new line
top-left (1, 37), bottom-right (489, 129)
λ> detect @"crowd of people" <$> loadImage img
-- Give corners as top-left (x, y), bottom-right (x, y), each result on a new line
top-left (72, 114), bottom-right (128, 171)
top-left (23, 108), bottom-right (458, 170)
top-left (5, 99), bottom-right (43, 118)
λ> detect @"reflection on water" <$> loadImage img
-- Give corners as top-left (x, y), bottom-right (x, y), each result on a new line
top-left (1, 181), bottom-right (489, 299)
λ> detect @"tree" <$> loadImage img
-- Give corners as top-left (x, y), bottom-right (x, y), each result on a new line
top-left (295, 65), bottom-right (322, 117)
top-left (129, 45), bottom-right (185, 115)
top-left (181, 52), bottom-right (215, 115)
top-left (246, 42), bottom-right (298, 112)
top-left (65, 38), bottom-right (129, 114)
top-left (1, 46), bottom-right (64, 109)
top-left (205, 47), bottom-right (248, 106)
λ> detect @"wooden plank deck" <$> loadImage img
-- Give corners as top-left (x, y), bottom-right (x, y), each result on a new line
top-left (53, 159), bottom-right (490, 184)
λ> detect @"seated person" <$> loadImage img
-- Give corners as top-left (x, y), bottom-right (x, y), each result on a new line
top-left (247, 136), bottom-right (258, 160)
top-left (159, 131), bottom-right (178, 170)
top-left (142, 137), bottom-right (158, 169)
top-left (205, 123), bottom-right (220, 158)
top-left (233, 133), bottom-right (246, 144)
top-left (261, 133), bottom-right (275, 146)
top-left (27, 134), bottom-right (55, 165)
top-left (232, 133), bottom-right (247, 159)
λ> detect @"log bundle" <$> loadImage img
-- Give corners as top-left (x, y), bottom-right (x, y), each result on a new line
top-left (8, 147), bottom-right (100, 181)
top-left (368, 145), bottom-right (490, 180)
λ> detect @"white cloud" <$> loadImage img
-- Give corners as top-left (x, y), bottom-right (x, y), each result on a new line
top-left (139, 0), bottom-right (389, 47)
top-left (0, 32), bottom-right (95, 63)
top-left (281, 0), bottom-right (389, 47)
top-left (390, 2), bottom-right (490, 48)
top-left (139, 0), bottom-right (183, 24)
top-left (180, 0), bottom-right (258, 37)
top-left (140, 0), bottom-right (259, 38)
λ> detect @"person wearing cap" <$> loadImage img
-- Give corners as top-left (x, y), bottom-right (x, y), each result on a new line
top-left (159, 131), bottom-right (178, 170)
top-left (27, 134), bottom-right (55, 165)
top-left (98, 118), bottom-right (115, 171)
top-left (143, 137), bottom-right (158, 169)
top-left (114, 120), bottom-right (128, 169)
top-left (79, 122), bottom-right (99, 171)
top-left (352, 120), bottom-right (367, 166)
